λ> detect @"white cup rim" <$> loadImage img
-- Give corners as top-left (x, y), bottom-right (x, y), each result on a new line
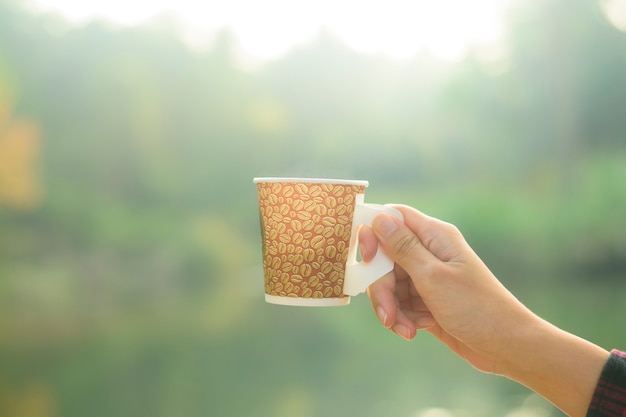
top-left (253, 177), bottom-right (369, 187)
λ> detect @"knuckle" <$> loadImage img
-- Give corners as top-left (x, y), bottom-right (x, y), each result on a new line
top-left (442, 221), bottom-right (461, 237)
top-left (434, 219), bottom-right (462, 239)
top-left (423, 259), bottom-right (448, 278)
top-left (393, 233), bottom-right (421, 259)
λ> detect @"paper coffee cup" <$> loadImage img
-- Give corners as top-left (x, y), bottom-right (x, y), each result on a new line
top-left (254, 177), bottom-right (402, 306)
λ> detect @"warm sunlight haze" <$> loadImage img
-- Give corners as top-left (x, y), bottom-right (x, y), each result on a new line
top-left (602, 0), bottom-right (626, 32)
top-left (4, 0), bottom-right (626, 416)
top-left (28, 0), bottom-right (510, 63)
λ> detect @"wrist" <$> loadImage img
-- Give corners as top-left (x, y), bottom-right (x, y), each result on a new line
top-left (497, 314), bottom-right (609, 417)
top-left (495, 312), bottom-right (553, 377)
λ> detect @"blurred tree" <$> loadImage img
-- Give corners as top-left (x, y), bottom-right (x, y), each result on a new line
top-left (504, 0), bottom-right (626, 176)
top-left (0, 0), bottom-right (625, 416)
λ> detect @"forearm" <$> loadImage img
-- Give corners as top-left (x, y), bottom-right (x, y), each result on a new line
top-left (500, 316), bottom-right (610, 417)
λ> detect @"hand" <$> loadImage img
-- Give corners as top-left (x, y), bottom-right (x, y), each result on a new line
top-left (359, 205), bottom-right (542, 373)
top-left (359, 205), bottom-right (609, 416)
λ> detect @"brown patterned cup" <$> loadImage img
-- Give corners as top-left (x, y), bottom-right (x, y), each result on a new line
top-left (254, 177), bottom-right (402, 306)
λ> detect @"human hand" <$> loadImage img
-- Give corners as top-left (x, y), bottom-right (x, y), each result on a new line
top-left (359, 205), bottom-right (540, 374)
top-left (359, 205), bottom-right (610, 416)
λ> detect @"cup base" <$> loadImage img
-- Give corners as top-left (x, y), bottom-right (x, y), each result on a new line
top-left (265, 294), bottom-right (350, 307)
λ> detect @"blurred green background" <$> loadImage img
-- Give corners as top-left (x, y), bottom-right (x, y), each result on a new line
top-left (1, 0), bottom-right (626, 416)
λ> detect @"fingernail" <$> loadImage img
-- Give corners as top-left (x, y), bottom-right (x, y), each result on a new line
top-left (374, 214), bottom-right (398, 237)
top-left (393, 324), bottom-right (413, 341)
top-left (376, 306), bottom-right (389, 327)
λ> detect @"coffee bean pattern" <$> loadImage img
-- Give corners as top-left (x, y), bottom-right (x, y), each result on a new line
top-left (257, 182), bottom-right (366, 299)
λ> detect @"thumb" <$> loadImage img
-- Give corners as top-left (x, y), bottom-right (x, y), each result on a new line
top-left (371, 213), bottom-right (438, 276)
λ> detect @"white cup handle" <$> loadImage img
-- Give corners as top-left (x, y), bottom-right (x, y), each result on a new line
top-left (343, 195), bottom-right (403, 296)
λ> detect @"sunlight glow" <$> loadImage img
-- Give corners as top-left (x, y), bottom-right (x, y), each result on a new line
top-left (28, 0), bottom-right (510, 63)
top-left (602, 0), bottom-right (626, 32)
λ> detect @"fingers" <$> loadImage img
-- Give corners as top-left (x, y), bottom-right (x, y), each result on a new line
top-left (357, 225), bottom-right (378, 263)
top-left (362, 225), bottom-right (420, 340)
top-left (392, 205), bottom-right (465, 262)
top-left (371, 213), bottom-right (437, 281)
top-left (367, 269), bottom-right (434, 341)
top-left (365, 207), bottom-right (461, 341)
top-left (367, 283), bottom-right (416, 341)
top-left (360, 206), bottom-right (459, 265)
top-left (367, 272), bottom-right (398, 328)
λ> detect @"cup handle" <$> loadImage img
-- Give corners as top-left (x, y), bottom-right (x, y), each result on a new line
top-left (343, 195), bottom-right (404, 296)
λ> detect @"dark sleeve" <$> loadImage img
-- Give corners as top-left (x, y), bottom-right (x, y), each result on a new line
top-left (587, 350), bottom-right (626, 417)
